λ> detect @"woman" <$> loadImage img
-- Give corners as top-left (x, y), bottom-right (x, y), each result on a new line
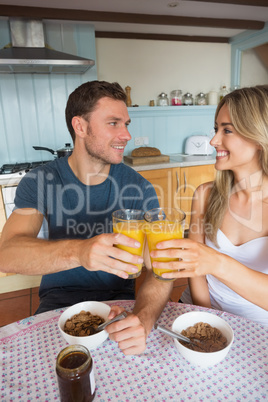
top-left (150, 85), bottom-right (268, 326)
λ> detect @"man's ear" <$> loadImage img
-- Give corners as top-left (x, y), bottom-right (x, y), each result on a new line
top-left (71, 116), bottom-right (87, 139)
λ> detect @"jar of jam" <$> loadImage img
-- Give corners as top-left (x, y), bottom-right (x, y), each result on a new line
top-left (170, 89), bottom-right (182, 106)
top-left (56, 345), bottom-right (95, 402)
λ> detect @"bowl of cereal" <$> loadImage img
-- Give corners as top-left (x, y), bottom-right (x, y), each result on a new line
top-left (58, 301), bottom-right (111, 350)
top-left (172, 311), bottom-right (234, 367)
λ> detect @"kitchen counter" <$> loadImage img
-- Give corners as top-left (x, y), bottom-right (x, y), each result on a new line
top-left (125, 153), bottom-right (216, 171)
top-left (0, 274), bottom-right (42, 294)
top-left (0, 155), bottom-right (216, 186)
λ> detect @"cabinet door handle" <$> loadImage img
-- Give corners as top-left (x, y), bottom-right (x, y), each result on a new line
top-left (176, 171), bottom-right (179, 194)
top-left (183, 171), bottom-right (187, 193)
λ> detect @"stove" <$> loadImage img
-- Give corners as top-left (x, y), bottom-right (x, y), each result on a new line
top-left (0, 160), bottom-right (51, 185)
top-left (0, 160), bottom-right (50, 238)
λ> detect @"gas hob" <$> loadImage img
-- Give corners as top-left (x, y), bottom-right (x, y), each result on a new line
top-left (0, 160), bottom-right (51, 185)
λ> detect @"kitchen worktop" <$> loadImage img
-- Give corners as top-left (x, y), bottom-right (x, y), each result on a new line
top-left (0, 155), bottom-right (216, 186)
top-left (125, 153), bottom-right (216, 171)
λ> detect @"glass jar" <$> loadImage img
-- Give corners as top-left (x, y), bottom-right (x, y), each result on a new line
top-left (195, 92), bottom-right (207, 105)
top-left (170, 89), bottom-right (182, 106)
top-left (182, 92), bottom-right (193, 106)
top-left (219, 85), bottom-right (229, 101)
top-left (56, 345), bottom-right (95, 402)
top-left (157, 92), bottom-right (169, 106)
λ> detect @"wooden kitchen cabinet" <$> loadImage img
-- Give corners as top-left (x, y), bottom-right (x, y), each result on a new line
top-left (173, 164), bottom-right (216, 227)
top-left (138, 164), bottom-right (215, 228)
top-left (138, 168), bottom-right (174, 208)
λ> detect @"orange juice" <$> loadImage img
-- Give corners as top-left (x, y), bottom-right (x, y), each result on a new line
top-left (113, 221), bottom-right (145, 276)
top-left (145, 221), bottom-right (184, 278)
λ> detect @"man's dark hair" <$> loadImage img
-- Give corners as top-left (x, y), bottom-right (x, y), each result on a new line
top-left (65, 80), bottom-right (127, 142)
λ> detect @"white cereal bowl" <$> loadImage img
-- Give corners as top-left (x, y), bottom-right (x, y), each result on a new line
top-left (58, 301), bottom-right (111, 350)
top-left (172, 311), bottom-right (234, 368)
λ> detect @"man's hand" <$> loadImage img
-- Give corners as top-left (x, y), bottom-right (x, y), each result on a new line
top-left (77, 233), bottom-right (143, 279)
top-left (105, 305), bottom-right (147, 355)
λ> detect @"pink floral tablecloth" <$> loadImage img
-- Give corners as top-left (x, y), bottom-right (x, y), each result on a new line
top-left (1, 301), bottom-right (268, 401)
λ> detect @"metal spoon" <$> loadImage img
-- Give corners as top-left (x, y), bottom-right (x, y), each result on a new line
top-left (90, 311), bottom-right (128, 334)
top-left (154, 323), bottom-right (202, 349)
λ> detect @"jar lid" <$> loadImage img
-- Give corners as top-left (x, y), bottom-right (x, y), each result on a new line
top-left (171, 89), bottom-right (182, 94)
top-left (158, 92), bottom-right (168, 97)
top-left (197, 92), bottom-right (206, 97)
top-left (184, 92), bottom-right (192, 97)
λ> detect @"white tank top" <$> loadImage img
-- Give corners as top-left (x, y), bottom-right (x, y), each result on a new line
top-left (181, 230), bottom-right (268, 326)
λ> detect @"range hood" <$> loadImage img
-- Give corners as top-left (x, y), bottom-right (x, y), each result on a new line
top-left (0, 19), bottom-right (95, 74)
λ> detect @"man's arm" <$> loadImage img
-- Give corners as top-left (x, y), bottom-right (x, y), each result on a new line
top-left (0, 208), bottom-right (145, 279)
top-left (106, 240), bottom-right (173, 355)
top-left (1, 209), bottom-right (172, 355)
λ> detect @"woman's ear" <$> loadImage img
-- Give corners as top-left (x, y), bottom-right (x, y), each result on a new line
top-left (71, 116), bottom-right (87, 139)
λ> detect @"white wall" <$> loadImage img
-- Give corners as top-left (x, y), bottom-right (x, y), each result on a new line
top-left (96, 38), bottom-right (231, 106)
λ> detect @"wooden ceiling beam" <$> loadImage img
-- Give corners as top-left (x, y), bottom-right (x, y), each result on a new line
top-left (186, 0), bottom-right (268, 6)
top-left (0, 5), bottom-right (265, 30)
top-left (95, 31), bottom-right (229, 43)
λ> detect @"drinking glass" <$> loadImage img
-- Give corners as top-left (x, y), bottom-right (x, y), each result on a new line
top-left (144, 207), bottom-right (185, 281)
top-left (112, 209), bottom-right (145, 279)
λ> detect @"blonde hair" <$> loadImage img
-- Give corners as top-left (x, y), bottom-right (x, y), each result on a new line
top-left (204, 85), bottom-right (268, 245)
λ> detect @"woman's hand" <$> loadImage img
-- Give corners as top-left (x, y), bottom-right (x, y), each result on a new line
top-left (150, 238), bottom-right (223, 280)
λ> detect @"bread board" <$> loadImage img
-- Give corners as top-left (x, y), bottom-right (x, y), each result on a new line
top-left (124, 154), bottom-right (170, 165)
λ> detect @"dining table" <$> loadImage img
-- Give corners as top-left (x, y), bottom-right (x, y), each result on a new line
top-left (1, 300), bottom-right (267, 401)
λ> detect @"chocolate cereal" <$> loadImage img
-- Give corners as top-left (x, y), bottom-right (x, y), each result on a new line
top-left (64, 310), bottom-right (105, 336)
top-left (180, 322), bottom-right (227, 353)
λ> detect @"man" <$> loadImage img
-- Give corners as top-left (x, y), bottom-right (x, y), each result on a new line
top-left (0, 80), bottom-right (173, 355)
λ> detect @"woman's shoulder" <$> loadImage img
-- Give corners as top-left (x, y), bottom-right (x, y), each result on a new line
top-left (194, 181), bottom-right (214, 198)
top-left (190, 181), bottom-right (214, 216)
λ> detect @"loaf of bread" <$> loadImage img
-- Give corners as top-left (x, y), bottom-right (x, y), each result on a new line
top-left (131, 147), bottom-right (161, 157)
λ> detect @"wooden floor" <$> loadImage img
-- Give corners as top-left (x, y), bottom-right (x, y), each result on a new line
top-left (0, 271), bottom-right (188, 327)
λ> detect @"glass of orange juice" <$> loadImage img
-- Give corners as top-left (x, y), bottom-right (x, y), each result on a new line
top-left (144, 207), bottom-right (186, 281)
top-left (112, 209), bottom-right (145, 279)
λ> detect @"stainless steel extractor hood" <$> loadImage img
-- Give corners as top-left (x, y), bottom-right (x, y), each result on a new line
top-left (0, 19), bottom-right (95, 74)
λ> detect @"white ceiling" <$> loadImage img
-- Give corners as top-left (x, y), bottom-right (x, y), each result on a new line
top-left (1, 0), bottom-right (268, 39)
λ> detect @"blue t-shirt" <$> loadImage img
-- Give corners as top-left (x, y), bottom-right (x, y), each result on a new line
top-left (15, 156), bottom-right (159, 298)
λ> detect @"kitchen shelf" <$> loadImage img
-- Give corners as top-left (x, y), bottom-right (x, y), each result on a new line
top-left (128, 105), bottom-right (217, 117)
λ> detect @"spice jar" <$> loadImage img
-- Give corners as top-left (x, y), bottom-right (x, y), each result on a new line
top-left (56, 345), bottom-right (95, 402)
top-left (170, 90), bottom-right (182, 106)
top-left (157, 92), bottom-right (169, 106)
top-left (195, 92), bottom-right (207, 105)
top-left (182, 92), bottom-right (193, 106)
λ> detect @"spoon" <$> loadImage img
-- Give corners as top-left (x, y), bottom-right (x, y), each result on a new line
top-left (89, 311), bottom-right (128, 334)
top-left (154, 323), bottom-right (202, 349)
